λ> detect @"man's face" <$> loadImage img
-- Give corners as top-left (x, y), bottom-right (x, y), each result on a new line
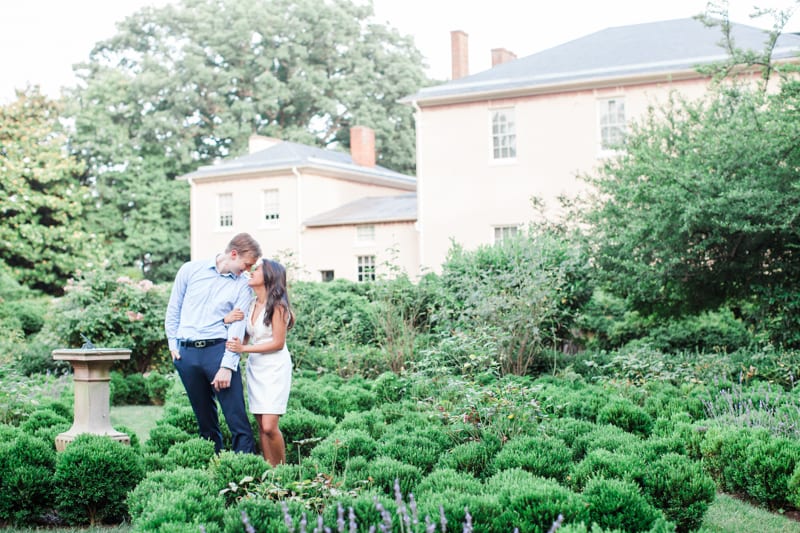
top-left (230, 251), bottom-right (258, 276)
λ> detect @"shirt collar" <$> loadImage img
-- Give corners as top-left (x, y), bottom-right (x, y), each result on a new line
top-left (207, 257), bottom-right (236, 278)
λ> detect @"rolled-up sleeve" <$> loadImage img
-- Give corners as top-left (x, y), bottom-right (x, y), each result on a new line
top-left (220, 280), bottom-right (253, 371)
top-left (165, 263), bottom-right (189, 352)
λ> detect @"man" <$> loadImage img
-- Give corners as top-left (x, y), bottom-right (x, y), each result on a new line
top-left (165, 233), bottom-right (260, 453)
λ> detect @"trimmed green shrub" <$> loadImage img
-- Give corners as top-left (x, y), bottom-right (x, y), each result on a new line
top-left (19, 408), bottom-right (69, 435)
top-left (492, 435), bottom-right (572, 482)
top-left (699, 425), bottom-right (799, 508)
top-left (582, 477), bottom-right (661, 533)
top-left (597, 400), bottom-right (653, 437)
top-left (742, 434), bottom-right (800, 508)
top-left (541, 417), bottom-right (597, 448)
top-left (131, 482), bottom-right (225, 532)
top-left (209, 451), bottom-right (272, 497)
top-left (341, 456), bottom-right (371, 490)
top-left (417, 489), bottom-right (501, 532)
top-left (159, 404), bottom-right (198, 434)
top-left (144, 422), bottom-right (192, 455)
top-left (110, 371), bottom-right (149, 405)
top-left (0, 433), bottom-right (56, 525)
top-left (634, 435), bottom-right (686, 463)
top-left (279, 407), bottom-right (337, 463)
top-left (655, 417), bottom-right (706, 460)
top-left (338, 409), bottom-right (388, 440)
top-left (415, 467), bottom-right (484, 496)
top-left (164, 437), bottom-right (217, 470)
top-left (327, 383), bottom-right (377, 418)
top-left (367, 456), bottom-right (423, 496)
top-left (317, 491), bottom-right (398, 532)
top-left (223, 498), bottom-right (306, 533)
top-left (490, 474), bottom-right (588, 532)
top-left (437, 439), bottom-right (497, 479)
top-left (569, 449), bottom-right (644, 491)
top-left (127, 468), bottom-right (216, 522)
top-left (560, 388), bottom-right (613, 422)
top-left (572, 424), bottom-right (642, 460)
top-left (113, 424), bottom-right (141, 451)
top-left (308, 429), bottom-right (378, 472)
top-left (54, 434), bottom-right (145, 525)
top-left (0, 424), bottom-right (19, 442)
top-left (378, 431), bottom-right (444, 472)
top-left (372, 371), bottom-right (407, 403)
top-left (145, 371), bottom-right (172, 405)
top-left (642, 453), bottom-right (716, 533)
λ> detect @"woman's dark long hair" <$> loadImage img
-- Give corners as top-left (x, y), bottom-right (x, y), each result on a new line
top-left (261, 259), bottom-right (295, 330)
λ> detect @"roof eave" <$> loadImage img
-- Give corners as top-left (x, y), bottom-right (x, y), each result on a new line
top-left (412, 68), bottom-right (710, 107)
top-left (304, 216), bottom-right (417, 228)
top-left (180, 163), bottom-right (416, 191)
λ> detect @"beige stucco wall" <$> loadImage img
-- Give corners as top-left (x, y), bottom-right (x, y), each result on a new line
top-left (187, 169), bottom-right (414, 273)
top-left (300, 221), bottom-right (419, 282)
top-left (416, 77), bottom-right (712, 271)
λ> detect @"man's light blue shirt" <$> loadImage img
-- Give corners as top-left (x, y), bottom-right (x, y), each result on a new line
top-left (165, 258), bottom-right (253, 370)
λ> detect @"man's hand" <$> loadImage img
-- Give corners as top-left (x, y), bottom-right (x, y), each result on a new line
top-left (211, 367), bottom-right (233, 391)
top-left (171, 349), bottom-right (181, 361)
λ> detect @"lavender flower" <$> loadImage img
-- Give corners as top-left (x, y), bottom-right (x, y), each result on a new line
top-left (241, 510), bottom-right (256, 533)
top-left (462, 507), bottom-right (473, 533)
top-left (546, 514), bottom-right (564, 533)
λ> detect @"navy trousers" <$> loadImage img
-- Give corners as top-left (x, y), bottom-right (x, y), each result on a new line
top-left (173, 342), bottom-right (255, 454)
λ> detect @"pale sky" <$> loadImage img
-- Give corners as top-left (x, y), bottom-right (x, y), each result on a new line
top-left (2, 0), bottom-right (799, 103)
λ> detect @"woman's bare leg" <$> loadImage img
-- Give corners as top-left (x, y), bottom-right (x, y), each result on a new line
top-left (256, 413), bottom-right (285, 466)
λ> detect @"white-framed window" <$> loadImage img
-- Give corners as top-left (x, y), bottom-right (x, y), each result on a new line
top-left (217, 193), bottom-right (233, 228)
top-left (494, 225), bottom-right (519, 244)
top-left (263, 189), bottom-right (279, 226)
top-left (491, 108), bottom-right (516, 160)
top-left (356, 224), bottom-right (375, 243)
top-left (357, 255), bottom-right (376, 282)
top-left (599, 97), bottom-right (626, 151)
top-left (320, 270), bottom-right (334, 282)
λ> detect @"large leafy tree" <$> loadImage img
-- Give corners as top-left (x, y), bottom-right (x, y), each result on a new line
top-left (581, 4), bottom-right (800, 346)
top-left (582, 84), bottom-right (800, 343)
top-left (0, 89), bottom-right (92, 294)
top-left (67, 0), bottom-right (428, 280)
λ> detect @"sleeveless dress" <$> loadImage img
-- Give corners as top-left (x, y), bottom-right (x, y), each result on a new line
top-left (244, 300), bottom-right (293, 415)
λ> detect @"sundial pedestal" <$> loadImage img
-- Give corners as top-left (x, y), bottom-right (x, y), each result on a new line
top-left (52, 348), bottom-right (132, 452)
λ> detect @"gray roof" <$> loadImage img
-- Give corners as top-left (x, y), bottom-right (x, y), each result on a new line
top-left (406, 18), bottom-right (800, 104)
top-left (304, 193), bottom-right (417, 227)
top-left (182, 140), bottom-right (415, 189)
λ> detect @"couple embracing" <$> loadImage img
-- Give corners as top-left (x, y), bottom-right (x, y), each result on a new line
top-left (164, 233), bottom-right (294, 466)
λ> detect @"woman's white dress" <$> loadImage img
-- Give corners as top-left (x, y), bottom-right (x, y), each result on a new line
top-left (244, 300), bottom-right (292, 415)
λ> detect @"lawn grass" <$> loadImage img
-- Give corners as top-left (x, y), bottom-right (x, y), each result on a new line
top-left (699, 493), bottom-right (800, 533)
top-left (109, 404), bottom-right (164, 444)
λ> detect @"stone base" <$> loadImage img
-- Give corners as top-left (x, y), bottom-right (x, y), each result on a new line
top-left (55, 430), bottom-right (131, 452)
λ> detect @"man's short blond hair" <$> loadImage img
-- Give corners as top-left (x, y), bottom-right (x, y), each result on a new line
top-left (226, 233), bottom-right (262, 259)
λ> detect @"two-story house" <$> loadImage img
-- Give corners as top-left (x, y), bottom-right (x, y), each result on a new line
top-left (182, 18), bottom-right (800, 280)
top-left (181, 126), bottom-right (417, 282)
top-left (403, 18), bottom-right (800, 272)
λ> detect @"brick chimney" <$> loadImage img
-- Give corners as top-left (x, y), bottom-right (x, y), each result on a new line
top-left (491, 47), bottom-right (517, 67)
top-left (451, 30), bottom-right (469, 80)
top-left (350, 126), bottom-right (376, 167)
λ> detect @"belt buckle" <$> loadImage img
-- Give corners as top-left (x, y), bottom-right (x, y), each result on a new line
top-left (194, 340), bottom-right (207, 348)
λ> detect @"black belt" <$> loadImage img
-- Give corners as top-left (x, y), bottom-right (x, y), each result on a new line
top-left (179, 338), bottom-right (225, 349)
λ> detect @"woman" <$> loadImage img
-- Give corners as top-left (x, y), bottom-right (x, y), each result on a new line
top-left (225, 259), bottom-right (295, 466)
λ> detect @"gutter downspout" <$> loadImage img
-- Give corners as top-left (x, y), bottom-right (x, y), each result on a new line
top-left (292, 166), bottom-right (303, 278)
top-left (410, 99), bottom-right (424, 276)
